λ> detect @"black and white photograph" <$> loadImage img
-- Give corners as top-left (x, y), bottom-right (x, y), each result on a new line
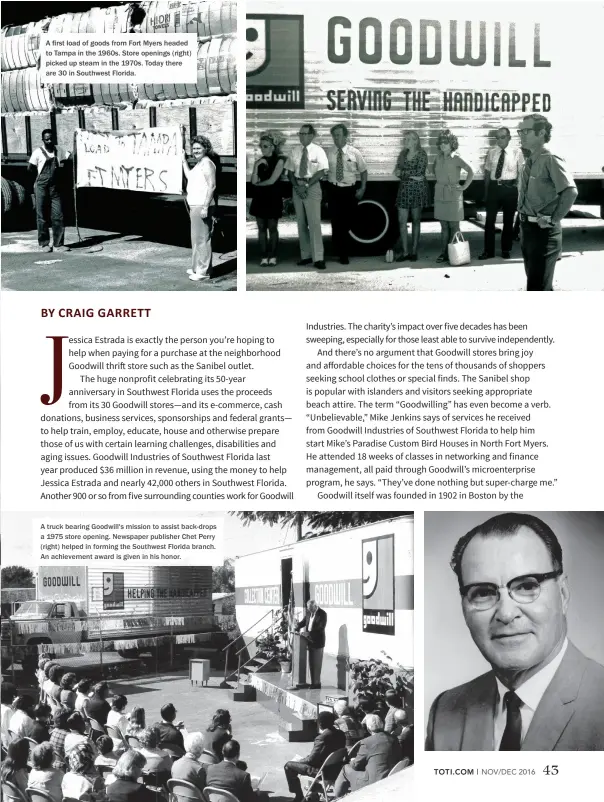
top-left (1, 511), bottom-right (414, 800)
top-left (1, 1), bottom-right (237, 291)
top-left (424, 511), bottom-right (604, 751)
top-left (245, 1), bottom-right (604, 291)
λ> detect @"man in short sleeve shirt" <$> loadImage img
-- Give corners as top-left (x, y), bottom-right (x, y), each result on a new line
top-left (286, 124), bottom-right (328, 270)
top-left (326, 124), bottom-right (368, 265)
top-left (516, 115), bottom-right (577, 290)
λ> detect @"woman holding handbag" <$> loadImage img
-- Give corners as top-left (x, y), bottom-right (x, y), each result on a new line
top-left (182, 135), bottom-right (217, 282)
top-left (433, 130), bottom-right (474, 263)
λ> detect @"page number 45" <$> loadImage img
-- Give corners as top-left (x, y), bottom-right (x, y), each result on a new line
top-left (543, 766), bottom-right (559, 776)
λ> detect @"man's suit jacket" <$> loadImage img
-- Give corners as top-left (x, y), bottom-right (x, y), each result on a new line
top-left (426, 641), bottom-right (604, 750)
top-left (156, 720), bottom-right (185, 750)
top-left (170, 754), bottom-right (206, 793)
top-left (205, 760), bottom-right (255, 802)
top-left (296, 607), bottom-right (327, 649)
top-left (351, 732), bottom-right (400, 783)
top-left (303, 726), bottom-right (346, 769)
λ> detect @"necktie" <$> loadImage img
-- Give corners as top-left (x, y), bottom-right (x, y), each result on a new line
top-left (499, 691), bottom-right (522, 750)
top-left (299, 146), bottom-right (309, 178)
top-left (336, 148), bottom-right (344, 182)
top-left (495, 148), bottom-right (506, 179)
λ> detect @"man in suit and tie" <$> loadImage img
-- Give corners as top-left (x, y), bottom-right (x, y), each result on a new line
top-left (284, 711), bottom-right (346, 802)
top-left (205, 740), bottom-right (255, 802)
top-left (296, 600), bottom-right (327, 689)
top-left (333, 714), bottom-right (400, 797)
top-left (426, 513), bottom-right (604, 751)
top-left (479, 127), bottom-right (524, 261)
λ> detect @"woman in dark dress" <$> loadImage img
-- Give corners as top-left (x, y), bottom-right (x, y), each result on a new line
top-left (393, 130), bottom-right (429, 261)
top-left (250, 131), bottom-right (286, 266)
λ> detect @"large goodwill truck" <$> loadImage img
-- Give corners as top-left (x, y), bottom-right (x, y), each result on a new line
top-left (246, 1), bottom-right (604, 247)
top-left (234, 516), bottom-right (414, 690)
top-left (1, 565), bottom-right (216, 669)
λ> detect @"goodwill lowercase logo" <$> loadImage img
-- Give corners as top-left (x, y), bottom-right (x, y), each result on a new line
top-left (362, 534), bottom-right (395, 635)
top-left (246, 14), bottom-right (304, 109)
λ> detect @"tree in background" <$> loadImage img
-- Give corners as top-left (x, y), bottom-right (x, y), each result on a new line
top-left (1, 566), bottom-right (35, 588)
top-left (231, 512), bottom-right (410, 541)
top-left (212, 559), bottom-right (235, 593)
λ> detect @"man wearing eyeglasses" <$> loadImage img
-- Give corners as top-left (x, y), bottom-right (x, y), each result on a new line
top-left (516, 114), bottom-right (578, 290)
top-left (426, 513), bottom-right (604, 751)
top-left (479, 128), bottom-right (523, 261)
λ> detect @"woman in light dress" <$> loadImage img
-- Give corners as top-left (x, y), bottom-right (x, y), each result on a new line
top-left (432, 129), bottom-right (474, 263)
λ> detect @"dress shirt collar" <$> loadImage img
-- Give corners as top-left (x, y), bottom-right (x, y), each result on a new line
top-left (495, 637), bottom-right (568, 715)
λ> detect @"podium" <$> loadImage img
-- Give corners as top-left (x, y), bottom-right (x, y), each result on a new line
top-left (290, 631), bottom-right (309, 689)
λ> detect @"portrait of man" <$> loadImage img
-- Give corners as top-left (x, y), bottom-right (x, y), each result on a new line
top-left (425, 512), bottom-right (604, 751)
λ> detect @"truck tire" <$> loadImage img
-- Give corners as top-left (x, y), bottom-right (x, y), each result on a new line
top-left (8, 180), bottom-right (27, 207)
top-left (349, 198), bottom-right (391, 249)
top-left (1, 177), bottom-right (13, 214)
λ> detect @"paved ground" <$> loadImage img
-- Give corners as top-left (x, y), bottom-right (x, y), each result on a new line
top-left (1, 227), bottom-right (236, 291)
top-left (246, 209), bottom-right (604, 291)
top-left (6, 666), bottom-right (410, 801)
top-left (107, 669), bottom-right (327, 801)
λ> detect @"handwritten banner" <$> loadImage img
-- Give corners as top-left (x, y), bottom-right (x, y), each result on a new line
top-left (76, 126), bottom-right (183, 194)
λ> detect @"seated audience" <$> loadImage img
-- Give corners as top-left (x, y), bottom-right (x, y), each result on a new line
top-left (105, 749), bottom-right (156, 802)
top-left (171, 731), bottom-right (207, 794)
top-left (1, 682), bottom-right (17, 752)
top-left (206, 739), bottom-right (255, 802)
top-left (28, 741), bottom-right (65, 802)
top-left (60, 673), bottom-right (78, 710)
top-left (107, 695), bottom-right (129, 749)
top-left (8, 695), bottom-right (35, 739)
top-left (94, 735), bottom-right (120, 769)
top-left (137, 726), bottom-right (172, 778)
top-left (155, 703), bottom-right (184, 751)
top-left (61, 740), bottom-right (105, 801)
top-left (284, 711), bottom-right (346, 802)
top-left (125, 707), bottom-right (146, 742)
top-left (87, 682), bottom-right (111, 726)
top-left (49, 708), bottom-right (72, 766)
top-left (31, 704), bottom-right (52, 744)
top-left (65, 712), bottom-right (89, 754)
top-left (75, 679), bottom-right (94, 715)
top-left (333, 714), bottom-right (399, 798)
top-left (333, 700), bottom-right (366, 749)
top-left (0, 737), bottom-right (31, 794)
top-left (202, 709), bottom-right (232, 760)
top-left (383, 691), bottom-right (404, 735)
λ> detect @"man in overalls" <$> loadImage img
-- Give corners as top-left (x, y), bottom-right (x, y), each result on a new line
top-left (28, 130), bottom-right (71, 253)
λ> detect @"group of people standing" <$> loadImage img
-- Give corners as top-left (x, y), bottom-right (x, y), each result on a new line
top-left (249, 113), bottom-right (577, 291)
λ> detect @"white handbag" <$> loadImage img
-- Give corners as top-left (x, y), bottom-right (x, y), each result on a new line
top-left (447, 231), bottom-right (471, 266)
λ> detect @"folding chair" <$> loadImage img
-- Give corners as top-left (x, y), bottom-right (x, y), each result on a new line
top-left (346, 741), bottom-right (362, 759)
top-left (2, 781), bottom-right (29, 802)
top-left (105, 724), bottom-right (128, 751)
top-left (126, 734), bottom-right (142, 749)
top-left (96, 763), bottom-right (116, 780)
top-left (388, 758), bottom-right (410, 776)
top-left (87, 718), bottom-right (106, 741)
top-left (302, 748), bottom-right (348, 802)
top-left (167, 778), bottom-right (205, 802)
top-left (26, 788), bottom-right (56, 802)
top-left (203, 787), bottom-right (240, 802)
top-left (198, 749), bottom-right (218, 765)
top-left (7, 728), bottom-right (18, 744)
